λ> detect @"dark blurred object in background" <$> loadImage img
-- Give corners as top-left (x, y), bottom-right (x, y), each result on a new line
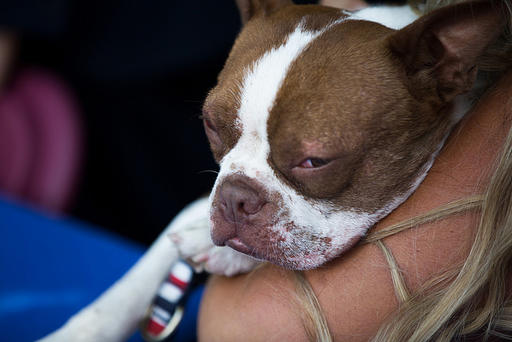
top-left (0, 0), bottom-right (317, 245)
top-left (0, 68), bottom-right (83, 212)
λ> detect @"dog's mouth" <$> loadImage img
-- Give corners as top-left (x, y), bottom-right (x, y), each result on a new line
top-left (226, 237), bottom-right (256, 256)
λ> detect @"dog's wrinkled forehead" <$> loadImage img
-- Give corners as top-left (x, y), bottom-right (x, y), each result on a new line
top-left (203, 7), bottom-right (348, 151)
top-left (239, 22), bottom-right (347, 155)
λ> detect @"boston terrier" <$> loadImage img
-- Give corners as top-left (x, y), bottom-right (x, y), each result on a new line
top-left (40, 1), bottom-right (507, 341)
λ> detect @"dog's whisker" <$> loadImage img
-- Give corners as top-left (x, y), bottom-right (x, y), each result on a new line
top-left (197, 169), bottom-right (219, 175)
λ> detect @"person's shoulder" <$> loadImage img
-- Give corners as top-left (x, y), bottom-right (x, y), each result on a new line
top-left (199, 265), bottom-right (310, 341)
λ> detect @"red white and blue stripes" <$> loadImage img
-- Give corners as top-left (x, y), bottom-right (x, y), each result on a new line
top-left (144, 260), bottom-right (194, 338)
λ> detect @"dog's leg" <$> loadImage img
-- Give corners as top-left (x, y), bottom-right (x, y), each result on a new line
top-left (38, 237), bottom-right (178, 342)
top-left (37, 199), bottom-right (207, 342)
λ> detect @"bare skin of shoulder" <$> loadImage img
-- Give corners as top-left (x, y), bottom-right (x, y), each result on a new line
top-left (198, 72), bottom-right (512, 342)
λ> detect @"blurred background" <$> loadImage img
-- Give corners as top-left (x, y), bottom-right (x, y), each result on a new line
top-left (0, 0), bottom-right (247, 245)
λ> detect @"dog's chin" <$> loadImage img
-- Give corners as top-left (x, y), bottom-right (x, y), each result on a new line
top-left (270, 254), bottom-right (332, 270)
top-left (225, 236), bottom-right (342, 270)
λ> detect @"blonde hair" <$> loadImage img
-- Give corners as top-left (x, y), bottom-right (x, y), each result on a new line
top-left (292, 1), bottom-right (512, 340)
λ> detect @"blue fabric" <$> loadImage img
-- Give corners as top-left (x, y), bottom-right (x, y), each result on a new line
top-left (0, 196), bottom-right (201, 341)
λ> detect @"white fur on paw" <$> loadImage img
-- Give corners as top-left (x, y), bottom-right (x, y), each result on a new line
top-left (165, 197), bottom-right (259, 276)
top-left (166, 198), bottom-right (212, 258)
top-left (203, 246), bottom-right (260, 276)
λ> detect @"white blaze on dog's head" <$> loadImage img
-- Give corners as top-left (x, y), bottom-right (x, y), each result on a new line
top-left (202, 0), bottom-right (506, 270)
top-left (345, 4), bottom-right (418, 30)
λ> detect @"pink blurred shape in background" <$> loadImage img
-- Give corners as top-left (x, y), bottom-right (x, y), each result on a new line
top-left (0, 69), bottom-right (83, 213)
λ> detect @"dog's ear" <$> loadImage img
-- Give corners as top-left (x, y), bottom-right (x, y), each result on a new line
top-left (388, 0), bottom-right (506, 102)
top-left (235, 0), bottom-right (292, 25)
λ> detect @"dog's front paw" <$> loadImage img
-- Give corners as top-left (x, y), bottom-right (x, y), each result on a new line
top-left (165, 197), bottom-right (260, 276)
top-left (165, 197), bottom-right (212, 259)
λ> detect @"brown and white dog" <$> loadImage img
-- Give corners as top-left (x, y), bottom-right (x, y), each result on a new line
top-left (40, 0), bottom-right (507, 340)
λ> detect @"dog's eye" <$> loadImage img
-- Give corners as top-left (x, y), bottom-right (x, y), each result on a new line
top-left (202, 117), bottom-right (217, 133)
top-left (201, 114), bottom-right (223, 148)
top-left (299, 158), bottom-right (329, 169)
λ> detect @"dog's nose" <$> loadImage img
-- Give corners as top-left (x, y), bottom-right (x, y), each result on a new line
top-left (218, 178), bottom-right (266, 224)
